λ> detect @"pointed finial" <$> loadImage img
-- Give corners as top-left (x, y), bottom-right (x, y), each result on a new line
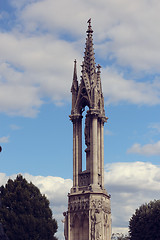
top-left (97, 64), bottom-right (101, 72)
top-left (81, 61), bottom-right (85, 72)
top-left (71, 59), bottom-right (78, 93)
top-left (73, 59), bottom-right (77, 80)
top-left (87, 18), bottom-right (93, 33)
top-left (87, 18), bottom-right (91, 25)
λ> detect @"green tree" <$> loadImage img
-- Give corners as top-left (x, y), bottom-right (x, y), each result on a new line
top-left (111, 233), bottom-right (130, 240)
top-left (129, 200), bottom-right (160, 240)
top-left (0, 175), bottom-right (58, 240)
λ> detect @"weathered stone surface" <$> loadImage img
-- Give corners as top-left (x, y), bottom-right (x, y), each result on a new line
top-left (64, 19), bottom-right (111, 240)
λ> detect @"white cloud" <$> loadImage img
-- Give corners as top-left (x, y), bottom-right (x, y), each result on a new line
top-left (148, 122), bottom-right (160, 134)
top-left (0, 84), bottom-right (42, 117)
top-left (102, 67), bottom-right (160, 105)
top-left (127, 141), bottom-right (160, 156)
top-left (0, 173), bottom-right (10, 184)
top-left (10, 124), bottom-right (21, 130)
top-left (0, 136), bottom-right (10, 143)
top-left (94, 1), bottom-right (160, 72)
top-left (16, 0), bottom-right (160, 72)
top-left (1, 0), bottom-right (160, 117)
top-left (0, 32), bottom-right (80, 116)
top-left (0, 162), bottom-right (160, 238)
top-left (104, 162), bottom-right (160, 233)
top-left (22, 174), bottom-right (72, 206)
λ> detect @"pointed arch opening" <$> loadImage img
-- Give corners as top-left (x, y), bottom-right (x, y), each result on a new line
top-left (77, 95), bottom-right (90, 172)
top-left (78, 94), bottom-right (90, 114)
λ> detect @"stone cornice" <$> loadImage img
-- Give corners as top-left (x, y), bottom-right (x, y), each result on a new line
top-left (86, 109), bottom-right (108, 123)
top-left (69, 113), bottom-right (82, 122)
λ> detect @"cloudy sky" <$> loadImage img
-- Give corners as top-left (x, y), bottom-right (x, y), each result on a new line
top-left (0, 0), bottom-right (160, 239)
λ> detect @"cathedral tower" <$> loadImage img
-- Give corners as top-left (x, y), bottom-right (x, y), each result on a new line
top-left (64, 19), bottom-right (111, 240)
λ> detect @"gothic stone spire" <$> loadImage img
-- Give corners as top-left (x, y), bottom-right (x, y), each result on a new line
top-left (71, 59), bottom-right (78, 111)
top-left (71, 59), bottom-right (78, 92)
top-left (83, 18), bottom-right (96, 83)
top-left (71, 19), bottom-right (107, 116)
top-left (66, 20), bottom-right (111, 240)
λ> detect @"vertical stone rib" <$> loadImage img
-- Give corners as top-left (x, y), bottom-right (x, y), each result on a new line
top-left (73, 122), bottom-right (76, 187)
top-left (68, 213), bottom-right (70, 240)
top-left (92, 116), bottom-right (98, 185)
top-left (78, 118), bottom-right (82, 173)
top-left (100, 122), bottom-right (104, 189)
top-left (90, 116), bottom-right (93, 184)
top-left (97, 120), bottom-right (101, 175)
top-left (75, 121), bottom-right (79, 187)
top-left (97, 64), bottom-right (101, 91)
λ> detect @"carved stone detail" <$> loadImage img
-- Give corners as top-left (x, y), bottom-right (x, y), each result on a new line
top-left (69, 195), bottom-right (89, 213)
top-left (64, 19), bottom-right (111, 240)
top-left (85, 113), bottom-right (90, 149)
top-left (91, 209), bottom-right (102, 240)
top-left (79, 172), bottom-right (90, 187)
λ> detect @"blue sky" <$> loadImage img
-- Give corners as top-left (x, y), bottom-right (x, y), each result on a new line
top-left (0, 0), bottom-right (160, 239)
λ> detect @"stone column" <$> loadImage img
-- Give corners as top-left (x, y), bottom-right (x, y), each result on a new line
top-left (72, 115), bottom-right (82, 189)
top-left (89, 115), bottom-right (93, 184)
top-left (68, 212), bottom-right (70, 240)
top-left (89, 209), bottom-right (92, 240)
top-left (100, 121), bottom-right (104, 189)
top-left (73, 122), bottom-right (76, 187)
top-left (78, 118), bottom-right (82, 173)
top-left (97, 120), bottom-right (101, 175)
top-left (92, 116), bottom-right (98, 185)
top-left (75, 121), bottom-right (79, 187)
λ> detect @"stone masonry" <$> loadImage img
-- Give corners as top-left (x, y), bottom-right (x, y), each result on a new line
top-left (63, 19), bottom-right (112, 240)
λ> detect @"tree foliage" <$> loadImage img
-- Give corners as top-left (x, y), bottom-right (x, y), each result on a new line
top-left (129, 199), bottom-right (160, 240)
top-left (0, 175), bottom-right (58, 240)
top-left (111, 233), bottom-right (130, 240)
